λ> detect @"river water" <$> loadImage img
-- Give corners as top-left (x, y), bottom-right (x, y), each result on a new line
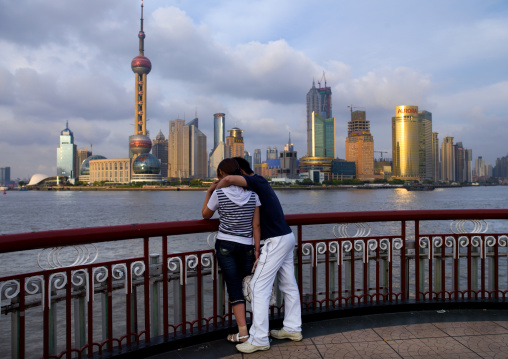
top-left (2, 186), bottom-right (508, 235)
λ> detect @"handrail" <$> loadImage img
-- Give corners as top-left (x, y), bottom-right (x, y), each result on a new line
top-left (2, 209), bottom-right (508, 253)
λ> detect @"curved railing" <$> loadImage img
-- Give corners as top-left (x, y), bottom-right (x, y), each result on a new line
top-left (1, 209), bottom-right (508, 358)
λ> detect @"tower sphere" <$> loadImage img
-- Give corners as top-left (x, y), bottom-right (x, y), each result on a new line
top-left (131, 56), bottom-right (152, 74)
top-left (133, 153), bottom-right (161, 174)
top-left (129, 134), bottom-right (152, 155)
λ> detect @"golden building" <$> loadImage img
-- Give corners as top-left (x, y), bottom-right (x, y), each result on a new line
top-left (89, 158), bottom-right (132, 184)
top-left (392, 106), bottom-right (420, 180)
top-left (225, 127), bottom-right (245, 159)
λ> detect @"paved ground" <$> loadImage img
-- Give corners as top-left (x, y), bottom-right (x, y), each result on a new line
top-left (147, 309), bottom-right (508, 358)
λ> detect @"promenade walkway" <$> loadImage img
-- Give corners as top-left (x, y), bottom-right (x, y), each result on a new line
top-left (148, 309), bottom-right (508, 358)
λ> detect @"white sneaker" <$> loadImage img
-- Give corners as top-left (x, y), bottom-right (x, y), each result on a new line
top-left (270, 328), bottom-right (303, 341)
top-left (236, 341), bottom-right (270, 353)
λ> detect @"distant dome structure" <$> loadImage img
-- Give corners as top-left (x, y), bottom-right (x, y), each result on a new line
top-left (80, 155), bottom-right (107, 176)
top-left (129, 134), bottom-right (152, 155)
top-left (133, 153), bottom-right (160, 174)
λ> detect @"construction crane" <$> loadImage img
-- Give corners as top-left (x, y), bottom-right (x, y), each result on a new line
top-left (347, 105), bottom-right (365, 115)
top-left (374, 151), bottom-right (389, 159)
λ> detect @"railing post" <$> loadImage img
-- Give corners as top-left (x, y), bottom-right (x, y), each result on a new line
top-left (172, 274), bottom-right (182, 330)
top-left (49, 290), bottom-right (57, 355)
top-left (329, 251), bottom-right (336, 305)
top-left (150, 254), bottom-right (161, 338)
top-left (345, 253), bottom-right (351, 305)
top-left (405, 239), bottom-right (414, 301)
top-left (101, 286), bottom-right (110, 344)
top-left (487, 247), bottom-right (494, 294)
top-left (381, 252), bottom-right (388, 297)
top-left (11, 294), bottom-right (19, 359)
top-left (472, 247), bottom-right (479, 294)
top-left (435, 247), bottom-right (442, 296)
top-left (216, 270), bottom-right (225, 319)
top-left (74, 278), bottom-right (86, 349)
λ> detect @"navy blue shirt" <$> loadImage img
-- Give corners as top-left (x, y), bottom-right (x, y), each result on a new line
top-left (243, 174), bottom-right (292, 240)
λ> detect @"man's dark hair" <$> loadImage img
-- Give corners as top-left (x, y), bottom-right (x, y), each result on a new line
top-left (233, 157), bottom-right (254, 175)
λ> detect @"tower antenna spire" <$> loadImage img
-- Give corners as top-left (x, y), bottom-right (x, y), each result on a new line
top-left (138, 0), bottom-right (145, 56)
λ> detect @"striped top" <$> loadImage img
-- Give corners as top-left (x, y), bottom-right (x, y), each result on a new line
top-left (207, 187), bottom-right (261, 245)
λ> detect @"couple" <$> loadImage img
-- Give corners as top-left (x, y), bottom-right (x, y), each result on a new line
top-left (201, 157), bottom-right (302, 354)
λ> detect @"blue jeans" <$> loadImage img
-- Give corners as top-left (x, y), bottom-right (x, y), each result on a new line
top-left (215, 239), bottom-right (255, 305)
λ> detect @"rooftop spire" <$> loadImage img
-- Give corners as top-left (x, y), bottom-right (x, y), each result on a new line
top-left (138, 0), bottom-right (145, 55)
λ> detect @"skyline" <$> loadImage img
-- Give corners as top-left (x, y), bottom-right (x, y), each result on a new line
top-left (1, 0), bottom-right (507, 179)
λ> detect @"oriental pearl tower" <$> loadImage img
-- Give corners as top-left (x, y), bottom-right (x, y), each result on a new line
top-left (129, 0), bottom-right (152, 158)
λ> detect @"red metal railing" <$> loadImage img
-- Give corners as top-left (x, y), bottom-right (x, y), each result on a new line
top-left (1, 209), bottom-right (508, 358)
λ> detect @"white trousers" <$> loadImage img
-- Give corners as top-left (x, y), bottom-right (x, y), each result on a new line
top-left (248, 232), bottom-right (302, 346)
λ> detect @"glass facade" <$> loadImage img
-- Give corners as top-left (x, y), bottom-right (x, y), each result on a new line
top-left (312, 112), bottom-right (335, 158)
top-left (213, 113), bottom-right (225, 150)
top-left (392, 106), bottom-right (420, 179)
top-left (57, 127), bottom-right (77, 178)
top-left (133, 153), bottom-right (161, 174)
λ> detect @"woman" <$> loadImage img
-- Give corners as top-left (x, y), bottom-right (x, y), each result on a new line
top-left (202, 158), bottom-right (261, 343)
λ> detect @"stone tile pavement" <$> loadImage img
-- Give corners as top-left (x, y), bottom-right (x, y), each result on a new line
top-left (147, 309), bottom-right (508, 358)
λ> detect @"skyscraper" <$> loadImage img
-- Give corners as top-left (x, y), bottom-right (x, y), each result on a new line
top-left (441, 136), bottom-right (454, 182)
top-left (168, 117), bottom-right (207, 179)
top-left (279, 133), bottom-right (298, 179)
top-left (129, 1), bottom-right (152, 159)
top-left (152, 130), bottom-right (168, 177)
top-left (168, 119), bottom-right (186, 178)
top-left (311, 112), bottom-right (335, 158)
top-left (465, 149), bottom-right (473, 183)
top-left (213, 113), bottom-right (225, 150)
top-left (346, 111), bottom-right (374, 181)
top-left (418, 110), bottom-right (433, 180)
top-left (392, 106), bottom-right (420, 180)
top-left (209, 113), bottom-right (226, 177)
top-left (57, 122), bottom-right (77, 178)
top-left (454, 142), bottom-right (465, 182)
top-left (253, 149), bottom-right (261, 166)
top-left (0, 167), bottom-right (11, 185)
top-left (432, 132), bottom-right (439, 181)
top-left (226, 127), bottom-right (244, 159)
top-left (347, 111), bottom-right (370, 136)
top-left (266, 147), bottom-right (278, 160)
top-left (306, 76), bottom-right (332, 156)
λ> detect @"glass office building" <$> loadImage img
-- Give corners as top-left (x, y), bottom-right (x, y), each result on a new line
top-left (392, 106), bottom-right (420, 179)
top-left (57, 124), bottom-right (77, 178)
top-left (213, 113), bottom-right (225, 150)
top-left (311, 112), bottom-right (335, 158)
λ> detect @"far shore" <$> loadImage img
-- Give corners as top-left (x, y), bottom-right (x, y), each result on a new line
top-left (23, 183), bottom-right (478, 192)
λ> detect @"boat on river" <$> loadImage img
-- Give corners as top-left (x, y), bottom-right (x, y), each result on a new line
top-left (404, 184), bottom-right (435, 191)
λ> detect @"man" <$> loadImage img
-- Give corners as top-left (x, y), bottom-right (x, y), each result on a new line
top-left (217, 157), bottom-right (302, 354)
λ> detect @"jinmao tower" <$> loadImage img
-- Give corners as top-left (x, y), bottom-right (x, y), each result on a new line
top-left (129, 0), bottom-right (153, 158)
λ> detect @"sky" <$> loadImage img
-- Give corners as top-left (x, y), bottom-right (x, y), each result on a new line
top-left (1, 0), bottom-right (507, 180)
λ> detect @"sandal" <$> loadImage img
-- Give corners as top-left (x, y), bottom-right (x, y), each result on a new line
top-left (227, 333), bottom-right (249, 343)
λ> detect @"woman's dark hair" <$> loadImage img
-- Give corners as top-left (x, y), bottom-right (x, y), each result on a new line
top-left (217, 158), bottom-right (242, 177)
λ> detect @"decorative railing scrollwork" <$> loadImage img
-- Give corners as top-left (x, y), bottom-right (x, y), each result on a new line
top-left (37, 244), bottom-right (98, 270)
